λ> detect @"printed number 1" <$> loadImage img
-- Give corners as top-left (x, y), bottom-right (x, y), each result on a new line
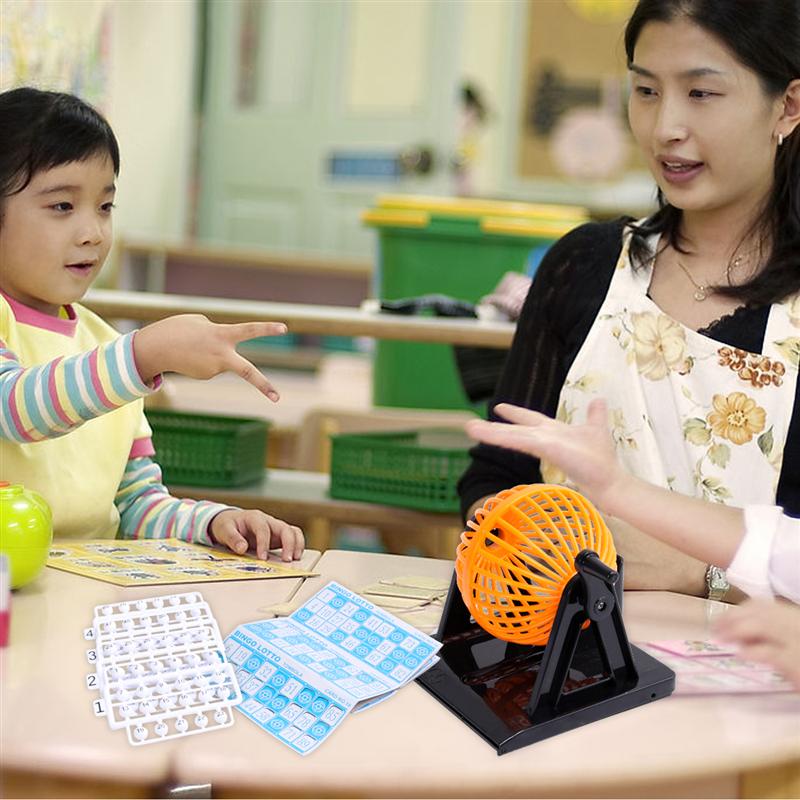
top-left (93, 699), bottom-right (106, 716)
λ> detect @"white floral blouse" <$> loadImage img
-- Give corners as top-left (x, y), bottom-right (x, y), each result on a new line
top-left (542, 229), bottom-right (800, 507)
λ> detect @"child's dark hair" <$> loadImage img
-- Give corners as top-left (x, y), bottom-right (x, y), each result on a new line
top-left (624, 0), bottom-right (800, 306)
top-left (0, 88), bottom-right (119, 213)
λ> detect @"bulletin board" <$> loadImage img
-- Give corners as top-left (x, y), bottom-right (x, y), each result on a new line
top-left (0, 0), bottom-right (112, 105)
top-left (518, 0), bottom-right (642, 182)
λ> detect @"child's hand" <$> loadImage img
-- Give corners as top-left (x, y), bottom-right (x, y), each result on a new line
top-left (464, 399), bottom-right (627, 510)
top-left (210, 509), bottom-right (304, 562)
top-left (715, 598), bottom-right (800, 690)
top-left (134, 314), bottom-right (288, 401)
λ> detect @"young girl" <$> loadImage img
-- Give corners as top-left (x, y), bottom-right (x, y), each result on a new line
top-left (459, 0), bottom-right (800, 601)
top-left (0, 87), bottom-right (304, 562)
top-left (465, 400), bottom-right (800, 688)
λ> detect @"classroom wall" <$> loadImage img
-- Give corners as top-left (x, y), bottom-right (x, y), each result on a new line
top-left (1, 0), bottom-right (651, 254)
top-left (0, 0), bottom-right (196, 245)
top-left (2, 0), bottom-right (511, 235)
top-left (458, 0), bottom-right (514, 197)
top-left (106, 0), bottom-right (196, 243)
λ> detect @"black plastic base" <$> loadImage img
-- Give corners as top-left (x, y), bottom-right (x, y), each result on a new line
top-left (417, 628), bottom-right (675, 754)
top-left (417, 554), bottom-right (675, 755)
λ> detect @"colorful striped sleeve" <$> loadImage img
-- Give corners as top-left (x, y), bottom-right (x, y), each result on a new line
top-left (115, 456), bottom-right (235, 545)
top-left (0, 332), bottom-right (157, 442)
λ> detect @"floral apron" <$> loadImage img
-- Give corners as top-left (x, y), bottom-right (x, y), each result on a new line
top-left (541, 229), bottom-right (800, 506)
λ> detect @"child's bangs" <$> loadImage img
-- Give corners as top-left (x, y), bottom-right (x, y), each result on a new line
top-left (3, 95), bottom-right (120, 198)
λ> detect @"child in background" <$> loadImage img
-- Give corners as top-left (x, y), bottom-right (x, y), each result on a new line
top-left (466, 401), bottom-right (800, 688)
top-left (0, 87), bottom-right (303, 562)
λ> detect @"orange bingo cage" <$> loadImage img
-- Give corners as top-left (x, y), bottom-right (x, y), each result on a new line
top-left (455, 484), bottom-right (617, 646)
top-left (418, 483), bottom-right (675, 755)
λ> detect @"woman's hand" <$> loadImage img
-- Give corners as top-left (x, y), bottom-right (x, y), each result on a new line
top-left (465, 399), bottom-right (747, 599)
top-left (465, 398), bottom-right (627, 511)
top-left (210, 509), bottom-right (304, 562)
top-left (134, 314), bottom-right (288, 401)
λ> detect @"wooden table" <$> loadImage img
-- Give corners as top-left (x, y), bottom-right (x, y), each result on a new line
top-left (170, 551), bottom-right (800, 799)
top-left (83, 289), bottom-right (515, 348)
top-left (0, 548), bottom-right (321, 799)
top-left (6, 550), bottom-right (798, 799)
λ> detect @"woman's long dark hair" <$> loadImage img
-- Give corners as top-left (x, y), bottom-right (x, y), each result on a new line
top-left (0, 87), bottom-right (119, 222)
top-left (625, 0), bottom-right (800, 306)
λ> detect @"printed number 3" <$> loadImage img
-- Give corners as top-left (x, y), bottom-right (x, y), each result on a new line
top-left (86, 649), bottom-right (97, 663)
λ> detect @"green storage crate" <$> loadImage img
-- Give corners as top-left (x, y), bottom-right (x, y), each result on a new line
top-left (329, 428), bottom-right (472, 512)
top-left (146, 409), bottom-right (268, 487)
top-left (362, 195), bottom-right (588, 410)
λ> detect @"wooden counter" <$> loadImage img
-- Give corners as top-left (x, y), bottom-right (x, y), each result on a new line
top-left (83, 289), bottom-right (515, 348)
top-left (114, 238), bottom-right (372, 308)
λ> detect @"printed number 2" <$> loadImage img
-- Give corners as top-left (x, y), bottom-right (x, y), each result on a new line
top-left (93, 699), bottom-right (106, 716)
top-left (86, 673), bottom-right (97, 689)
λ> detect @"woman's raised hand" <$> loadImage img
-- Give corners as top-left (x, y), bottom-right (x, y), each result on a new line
top-left (134, 314), bottom-right (288, 401)
top-left (464, 398), bottom-right (625, 509)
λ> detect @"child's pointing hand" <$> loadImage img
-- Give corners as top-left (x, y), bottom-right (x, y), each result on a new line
top-left (134, 314), bottom-right (288, 401)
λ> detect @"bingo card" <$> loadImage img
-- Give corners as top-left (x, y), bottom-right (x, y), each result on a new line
top-left (225, 581), bottom-right (442, 755)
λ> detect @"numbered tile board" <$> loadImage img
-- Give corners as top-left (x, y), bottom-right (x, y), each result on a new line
top-left (85, 591), bottom-right (242, 745)
top-left (225, 581), bottom-right (441, 755)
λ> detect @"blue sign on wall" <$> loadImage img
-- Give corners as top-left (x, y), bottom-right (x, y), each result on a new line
top-left (328, 152), bottom-right (402, 181)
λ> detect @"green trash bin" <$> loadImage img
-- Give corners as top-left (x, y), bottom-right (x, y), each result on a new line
top-left (362, 195), bottom-right (588, 410)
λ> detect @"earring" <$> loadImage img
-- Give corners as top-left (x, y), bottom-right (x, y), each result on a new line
top-left (778, 132), bottom-right (784, 146)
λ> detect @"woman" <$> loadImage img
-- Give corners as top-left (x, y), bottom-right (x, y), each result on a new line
top-left (458, 0), bottom-right (800, 600)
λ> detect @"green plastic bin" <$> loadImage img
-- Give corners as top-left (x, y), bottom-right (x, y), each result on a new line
top-left (146, 409), bottom-right (268, 487)
top-left (362, 195), bottom-right (588, 410)
top-left (329, 428), bottom-right (472, 513)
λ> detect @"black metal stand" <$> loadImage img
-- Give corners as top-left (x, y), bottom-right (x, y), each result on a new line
top-left (417, 550), bottom-right (675, 755)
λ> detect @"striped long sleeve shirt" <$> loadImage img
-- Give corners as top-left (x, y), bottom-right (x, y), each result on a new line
top-left (0, 294), bottom-right (230, 542)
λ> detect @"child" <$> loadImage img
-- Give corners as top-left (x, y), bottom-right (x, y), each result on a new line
top-left (465, 401), bottom-right (800, 688)
top-left (0, 87), bottom-right (304, 562)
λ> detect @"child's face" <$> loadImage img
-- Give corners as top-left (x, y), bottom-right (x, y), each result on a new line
top-left (0, 154), bottom-right (115, 315)
top-left (628, 18), bottom-right (783, 222)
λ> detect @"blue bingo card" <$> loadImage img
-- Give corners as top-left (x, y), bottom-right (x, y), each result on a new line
top-left (225, 581), bottom-right (441, 754)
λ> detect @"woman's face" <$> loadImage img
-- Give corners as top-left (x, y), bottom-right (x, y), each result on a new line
top-left (628, 17), bottom-right (784, 221)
